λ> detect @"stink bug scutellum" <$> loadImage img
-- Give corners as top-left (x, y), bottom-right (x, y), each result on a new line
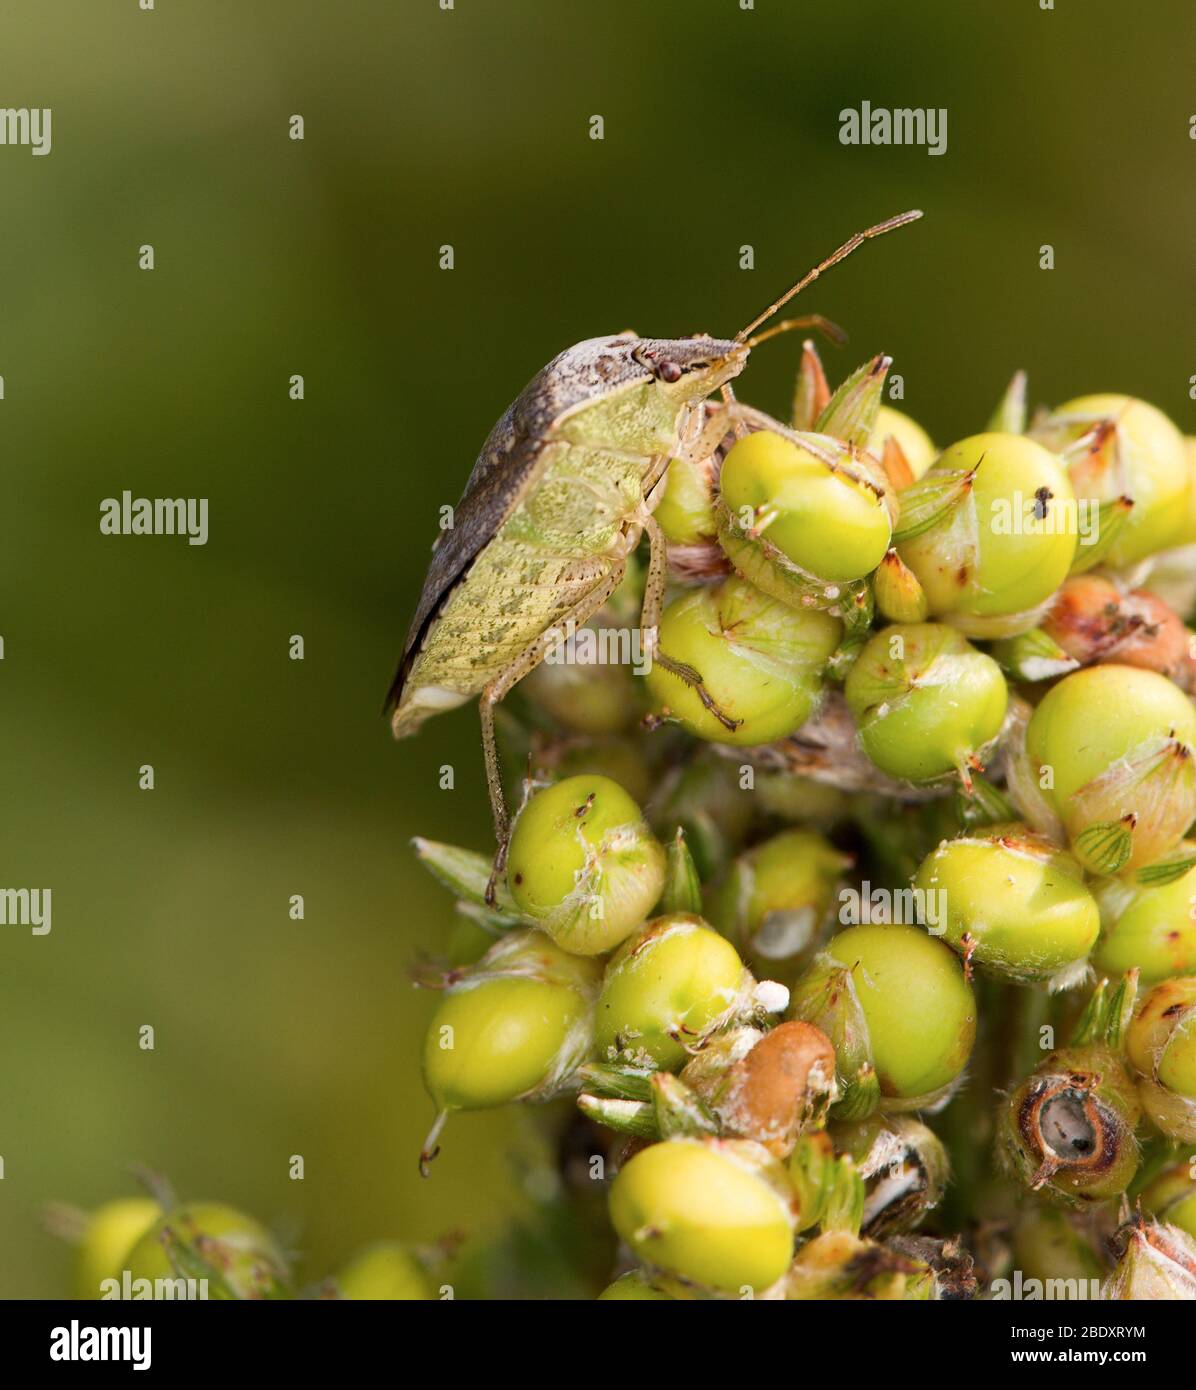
top-left (387, 211), bottom-right (923, 896)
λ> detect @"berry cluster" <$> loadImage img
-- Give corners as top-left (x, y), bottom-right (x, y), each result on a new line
top-left (417, 343), bottom-right (1196, 1300)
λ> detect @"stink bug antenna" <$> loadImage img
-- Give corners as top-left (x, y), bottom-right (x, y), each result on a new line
top-left (734, 209), bottom-right (923, 344)
top-left (742, 314), bottom-right (848, 352)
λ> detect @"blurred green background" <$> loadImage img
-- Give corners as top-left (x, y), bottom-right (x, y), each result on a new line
top-left (1, 0), bottom-right (1193, 1297)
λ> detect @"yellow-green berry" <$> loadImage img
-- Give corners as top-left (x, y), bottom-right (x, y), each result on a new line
top-left (608, 1137), bottom-right (797, 1294)
top-left (422, 930), bottom-right (600, 1119)
top-left (790, 924), bottom-right (976, 1114)
top-left (896, 432), bottom-right (1077, 636)
top-left (646, 576), bottom-right (840, 746)
top-left (844, 623), bottom-right (1007, 787)
top-left (1035, 394), bottom-right (1189, 566)
top-left (912, 824), bottom-right (1099, 985)
top-left (719, 429), bottom-right (892, 583)
top-left (507, 775), bottom-right (666, 954)
top-left (1019, 664), bottom-right (1196, 875)
top-left (594, 914), bottom-right (749, 1071)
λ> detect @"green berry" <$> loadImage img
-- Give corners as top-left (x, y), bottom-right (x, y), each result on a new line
top-left (608, 1137), bottom-right (797, 1293)
top-left (719, 429), bottom-right (892, 583)
top-left (708, 828), bottom-right (849, 979)
top-left (646, 576), bottom-right (840, 746)
top-left (594, 914), bottom-right (749, 1071)
top-left (596, 1269), bottom-right (675, 1300)
top-left (123, 1201), bottom-right (290, 1299)
top-left (1126, 977), bottom-right (1196, 1143)
top-left (1035, 394), bottom-right (1189, 565)
top-left (71, 1198), bottom-right (161, 1299)
top-left (912, 824), bottom-right (1099, 985)
top-left (896, 432), bottom-right (1077, 635)
top-left (790, 924), bottom-right (976, 1113)
top-left (869, 406), bottom-right (937, 481)
top-left (507, 775), bottom-right (666, 955)
top-left (1001, 1044), bottom-right (1141, 1206)
top-left (844, 623), bottom-right (1008, 786)
top-left (333, 1242), bottom-right (435, 1300)
top-left (423, 929), bottom-right (600, 1116)
top-left (654, 454), bottom-right (716, 544)
top-left (1020, 665), bottom-right (1196, 875)
top-left (1093, 854), bottom-right (1196, 984)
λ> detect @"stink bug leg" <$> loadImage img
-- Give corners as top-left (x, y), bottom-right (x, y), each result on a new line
top-left (480, 556), bottom-right (627, 903)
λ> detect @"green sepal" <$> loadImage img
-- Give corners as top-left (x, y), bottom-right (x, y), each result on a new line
top-left (789, 1135), bottom-right (866, 1236)
top-left (1068, 496), bottom-right (1133, 575)
top-left (1072, 970), bottom-right (1139, 1052)
top-left (954, 772), bottom-right (1017, 827)
top-left (651, 1072), bottom-right (720, 1139)
top-left (453, 898), bottom-right (517, 938)
top-left (987, 369), bottom-right (1027, 435)
top-left (815, 355), bottom-right (890, 449)
top-left (412, 837), bottom-right (523, 922)
top-left (989, 627), bottom-right (1080, 683)
top-left (1135, 848), bottom-right (1196, 887)
top-left (159, 1227), bottom-right (243, 1300)
top-left (790, 960), bottom-right (878, 1120)
top-left (576, 1092), bottom-right (658, 1139)
top-left (834, 1065), bottom-right (882, 1121)
top-left (660, 828), bottom-right (703, 915)
top-left (891, 467), bottom-right (974, 544)
top-left (576, 1060), bottom-right (657, 1102)
top-left (1073, 820), bottom-right (1134, 876)
top-left (715, 497), bottom-right (851, 613)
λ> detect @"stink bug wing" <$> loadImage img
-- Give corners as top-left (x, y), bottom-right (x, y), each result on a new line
top-left (386, 334), bottom-right (647, 714)
top-left (386, 406), bottom-right (544, 714)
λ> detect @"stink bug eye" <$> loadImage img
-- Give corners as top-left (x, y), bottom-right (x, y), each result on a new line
top-left (632, 344), bottom-right (684, 382)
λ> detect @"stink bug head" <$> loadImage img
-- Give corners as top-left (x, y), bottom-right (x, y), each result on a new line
top-left (627, 335), bottom-right (749, 399)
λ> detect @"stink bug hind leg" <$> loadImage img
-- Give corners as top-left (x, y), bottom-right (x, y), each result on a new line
top-left (476, 558), bottom-right (628, 903)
